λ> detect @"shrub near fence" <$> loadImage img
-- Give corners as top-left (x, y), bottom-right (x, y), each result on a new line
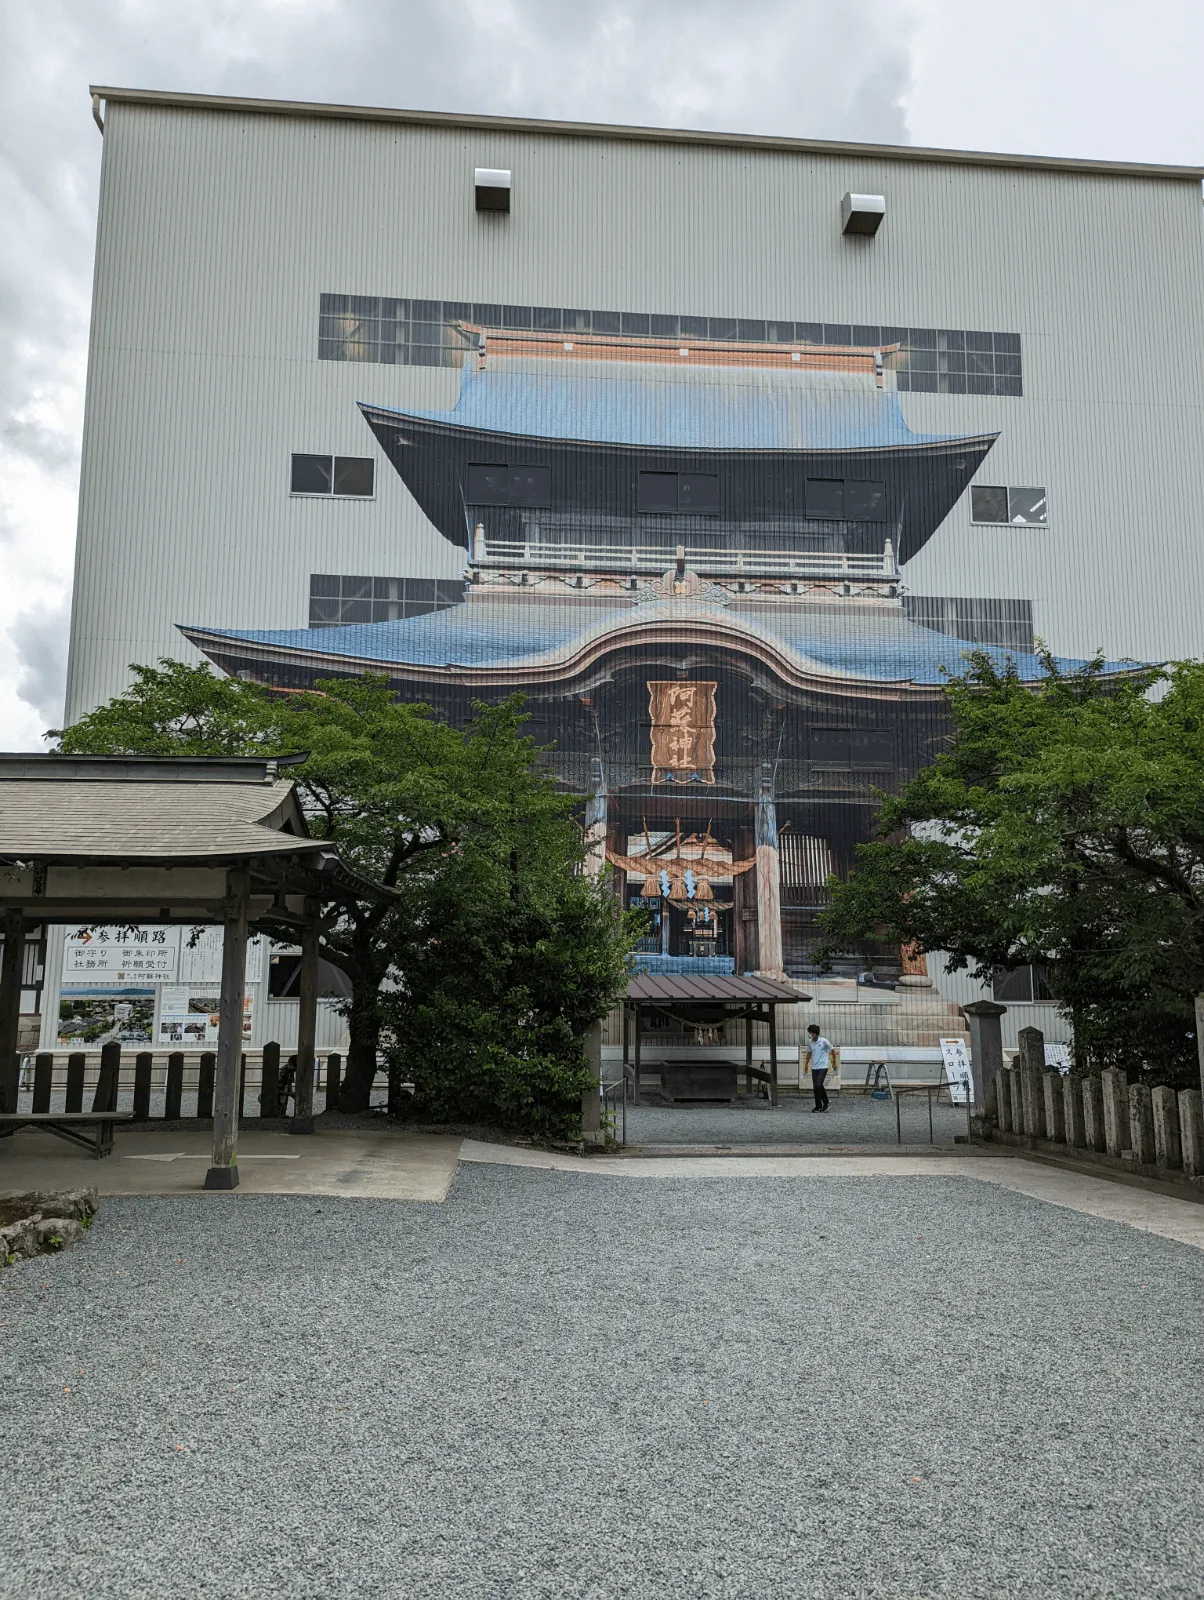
top-left (991, 1060), bottom-right (1204, 1188)
top-left (20, 1046), bottom-right (344, 1120)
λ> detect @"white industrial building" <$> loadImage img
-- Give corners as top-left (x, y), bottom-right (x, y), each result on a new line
top-left (27, 85), bottom-right (1204, 1064)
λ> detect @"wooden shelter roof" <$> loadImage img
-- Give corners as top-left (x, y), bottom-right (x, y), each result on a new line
top-left (625, 974), bottom-right (804, 1004)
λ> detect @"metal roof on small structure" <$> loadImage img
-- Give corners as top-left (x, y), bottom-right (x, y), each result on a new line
top-left (366, 360), bottom-right (989, 454)
top-left (626, 974), bottom-right (804, 1004)
top-left (0, 777), bottom-right (324, 866)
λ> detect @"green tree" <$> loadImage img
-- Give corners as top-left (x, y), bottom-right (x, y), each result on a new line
top-left (56, 661), bottom-right (628, 1115)
top-left (817, 652), bottom-right (1204, 1084)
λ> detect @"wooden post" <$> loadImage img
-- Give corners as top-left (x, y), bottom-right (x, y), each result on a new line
top-left (65, 1052), bottom-right (85, 1112)
top-left (633, 1004), bottom-right (642, 1105)
top-left (165, 1052), bottom-right (184, 1120)
top-left (197, 1051), bottom-right (216, 1119)
top-left (291, 908), bottom-right (320, 1134)
top-left (260, 1040), bottom-right (281, 1119)
top-left (205, 868), bottom-right (249, 1190)
top-left (767, 1003), bottom-right (778, 1108)
top-left (744, 1009), bottom-right (753, 1095)
top-left (325, 1051), bottom-right (341, 1112)
top-left (93, 1040), bottom-right (120, 1112)
top-left (133, 1052), bottom-right (153, 1121)
top-left (754, 774), bottom-right (784, 978)
top-left (32, 1052), bottom-right (53, 1113)
top-left (0, 909), bottom-right (24, 1113)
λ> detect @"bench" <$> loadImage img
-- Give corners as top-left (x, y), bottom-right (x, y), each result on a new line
top-left (0, 1112), bottom-right (133, 1158)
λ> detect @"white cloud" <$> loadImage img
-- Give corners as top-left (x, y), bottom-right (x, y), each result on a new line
top-left (0, 0), bottom-right (919, 747)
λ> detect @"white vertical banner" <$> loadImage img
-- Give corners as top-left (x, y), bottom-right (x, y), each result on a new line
top-left (177, 930), bottom-right (265, 986)
top-left (940, 1036), bottom-right (973, 1103)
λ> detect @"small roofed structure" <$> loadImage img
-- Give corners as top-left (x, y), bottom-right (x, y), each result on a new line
top-left (0, 754), bottom-right (388, 1189)
top-left (622, 972), bottom-right (805, 1107)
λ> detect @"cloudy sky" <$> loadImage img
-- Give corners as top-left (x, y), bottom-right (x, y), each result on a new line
top-left (1, 0), bottom-right (1201, 747)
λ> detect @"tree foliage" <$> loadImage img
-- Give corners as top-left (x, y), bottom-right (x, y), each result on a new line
top-left (817, 653), bottom-right (1204, 1084)
top-left (55, 660), bottom-right (635, 1124)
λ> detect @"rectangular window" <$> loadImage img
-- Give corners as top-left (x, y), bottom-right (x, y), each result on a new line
top-left (844, 480), bottom-right (887, 521)
top-left (291, 455), bottom-right (374, 497)
top-left (309, 574), bottom-right (466, 628)
top-left (466, 463), bottom-right (551, 507)
top-left (971, 485), bottom-right (1048, 525)
top-left (992, 964), bottom-right (1054, 1004)
top-left (319, 294), bottom-right (1022, 394)
top-left (637, 471), bottom-right (720, 514)
top-left (805, 479), bottom-right (845, 520)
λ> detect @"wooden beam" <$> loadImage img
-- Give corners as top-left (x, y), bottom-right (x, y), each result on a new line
top-left (290, 904), bottom-right (319, 1134)
top-left (205, 868), bottom-right (249, 1190)
top-left (0, 910), bottom-right (24, 1113)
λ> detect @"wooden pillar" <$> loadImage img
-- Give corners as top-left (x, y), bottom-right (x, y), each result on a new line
top-left (744, 1007), bottom-right (753, 1094)
top-left (632, 1003), bottom-right (642, 1105)
top-left (93, 1040), bottom-right (120, 1112)
top-left (767, 1003), bottom-right (778, 1108)
top-left (260, 1041), bottom-right (280, 1118)
top-left (133, 1053), bottom-right (153, 1120)
top-left (32, 1052), bottom-right (53, 1113)
top-left (754, 775), bottom-right (784, 978)
top-left (164, 1052), bottom-right (184, 1120)
top-left (205, 869), bottom-right (249, 1190)
top-left (65, 1052), bottom-right (85, 1112)
top-left (325, 1051), bottom-right (341, 1111)
top-left (584, 787), bottom-right (608, 878)
top-left (291, 908), bottom-right (320, 1134)
top-left (0, 909), bottom-right (25, 1113)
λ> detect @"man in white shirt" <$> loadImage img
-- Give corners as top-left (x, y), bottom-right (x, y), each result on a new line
top-left (805, 1024), bottom-right (833, 1112)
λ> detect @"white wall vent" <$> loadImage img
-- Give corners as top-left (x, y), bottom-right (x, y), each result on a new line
top-left (475, 168), bottom-right (512, 213)
top-left (841, 193), bottom-right (886, 236)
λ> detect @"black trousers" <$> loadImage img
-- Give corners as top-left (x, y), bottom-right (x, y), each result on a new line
top-left (812, 1068), bottom-right (830, 1110)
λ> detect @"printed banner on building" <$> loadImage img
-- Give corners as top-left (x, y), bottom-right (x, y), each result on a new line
top-left (63, 927), bottom-right (180, 983)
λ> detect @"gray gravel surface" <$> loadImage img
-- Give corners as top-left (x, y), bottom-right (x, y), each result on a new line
top-left (3, 1166), bottom-right (1203, 1599)
top-left (626, 1090), bottom-right (968, 1146)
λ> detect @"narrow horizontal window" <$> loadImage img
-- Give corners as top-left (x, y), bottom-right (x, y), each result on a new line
top-left (971, 485), bottom-right (1047, 525)
top-left (466, 463), bottom-right (550, 507)
top-left (308, 574), bottom-right (466, 628)
top-left (805, 478), bottom-right (845, 520)
top-left (292, 455), bottom-right (374, 497)
top-left (638, 471), bottom-right (720, 514)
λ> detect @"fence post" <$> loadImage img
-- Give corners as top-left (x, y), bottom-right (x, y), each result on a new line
top-left (996, 1066), bottom-right (1013, 1132)
top-left (1081, 1076), bottom-right (1106, 1152)
top-left (1020, 1066), bottom-right (1045, 1137)
top-left (65, 1052), bottom-right (85, 1113)
top-left (197, 1051), bottom-right (216, 1120)
top-left (1042, 1073), bottom-right (1065, 1142)
top-left (1101, 1067), bottom-right (1130, 1156)
top-left (326, 1051), bottom-right (341, 1112)
top-left (1063, 1076), bottom-right (1086, 1148)
top-left (1008, 1068), bottom-right (1023, 1135)
top-left (165, 1052), bottom-right (184, 1120)
top-left (1151, 1086), bottom-right (1181, 1170)
top-left (1178, 1089), bottom-right (1203, 1178)
top-left (1128, 1082), bottom-right (1155, 1166)
top-left (92, 1041), bottom-right (120, 1113)
top-left (238, 1053), bottom-right (248, 1119)
top-left (133, 1052), bottom-right (153, 1121)
top-left (260, 1041), bottom-right (280, 1119)
top-left (32, 1053), bottom-right (53, 1114)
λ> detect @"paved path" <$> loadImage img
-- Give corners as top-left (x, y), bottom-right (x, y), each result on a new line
top-left (4, 1156), bottom-right (1204, 1597)
top-left (624, 1091), bottom-right (969, 1148)
top-left (0, 1126), bottom-right (458, 1201)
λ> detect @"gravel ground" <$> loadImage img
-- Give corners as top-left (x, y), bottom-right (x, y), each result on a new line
top-left (625, 1090), bottom-right (969, 1146)
top-left (3, 1166), bottom-right (1203, 1599)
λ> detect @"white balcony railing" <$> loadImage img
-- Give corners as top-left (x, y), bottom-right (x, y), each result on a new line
top-left (471, 536), bottom-right (897, 580)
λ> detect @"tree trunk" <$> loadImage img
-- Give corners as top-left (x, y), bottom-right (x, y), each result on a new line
top-left (335, 977), bottom-right (383, 1112)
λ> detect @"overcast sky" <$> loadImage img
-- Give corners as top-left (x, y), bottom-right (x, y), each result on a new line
top-left (1, 0), bottom-right (1202, 748)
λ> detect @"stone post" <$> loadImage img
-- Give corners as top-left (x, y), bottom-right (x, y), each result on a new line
top-left (1009, 1067), bottom-right (1023, 1137)
top-left (1151, 1086), bottom-right (1182, 1170)
top-left (1196, 995), bottom-right (1204, 1096)
top-left (581, 1020), bottom-right (603, 1148)
top-left (996, 1066), bottom-right (1013, 1132)
top-left (1128, 1082), bottom-right (1155, 1166)
top-left (1081, 1076), bottom-right (1106, 1152)
top-left (290, 905), bottom-right (320, 1135)
top-left (1016, 1025), bottom-right (1045, 1075)
top-left (960, 1001), bottom-right (1007, 1122)
top-left (1178, 1089), bottom-right (1204, 1178)
top-left (1043, 1073), bottom-right (1066, 1143)
top-left (1063, 1076), bottom-right (1086, 1148)
top-left (1100, 1067), bottom-right (1130, 1157)
top-left (1020, 1065), bottom-right (1045, 1137)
